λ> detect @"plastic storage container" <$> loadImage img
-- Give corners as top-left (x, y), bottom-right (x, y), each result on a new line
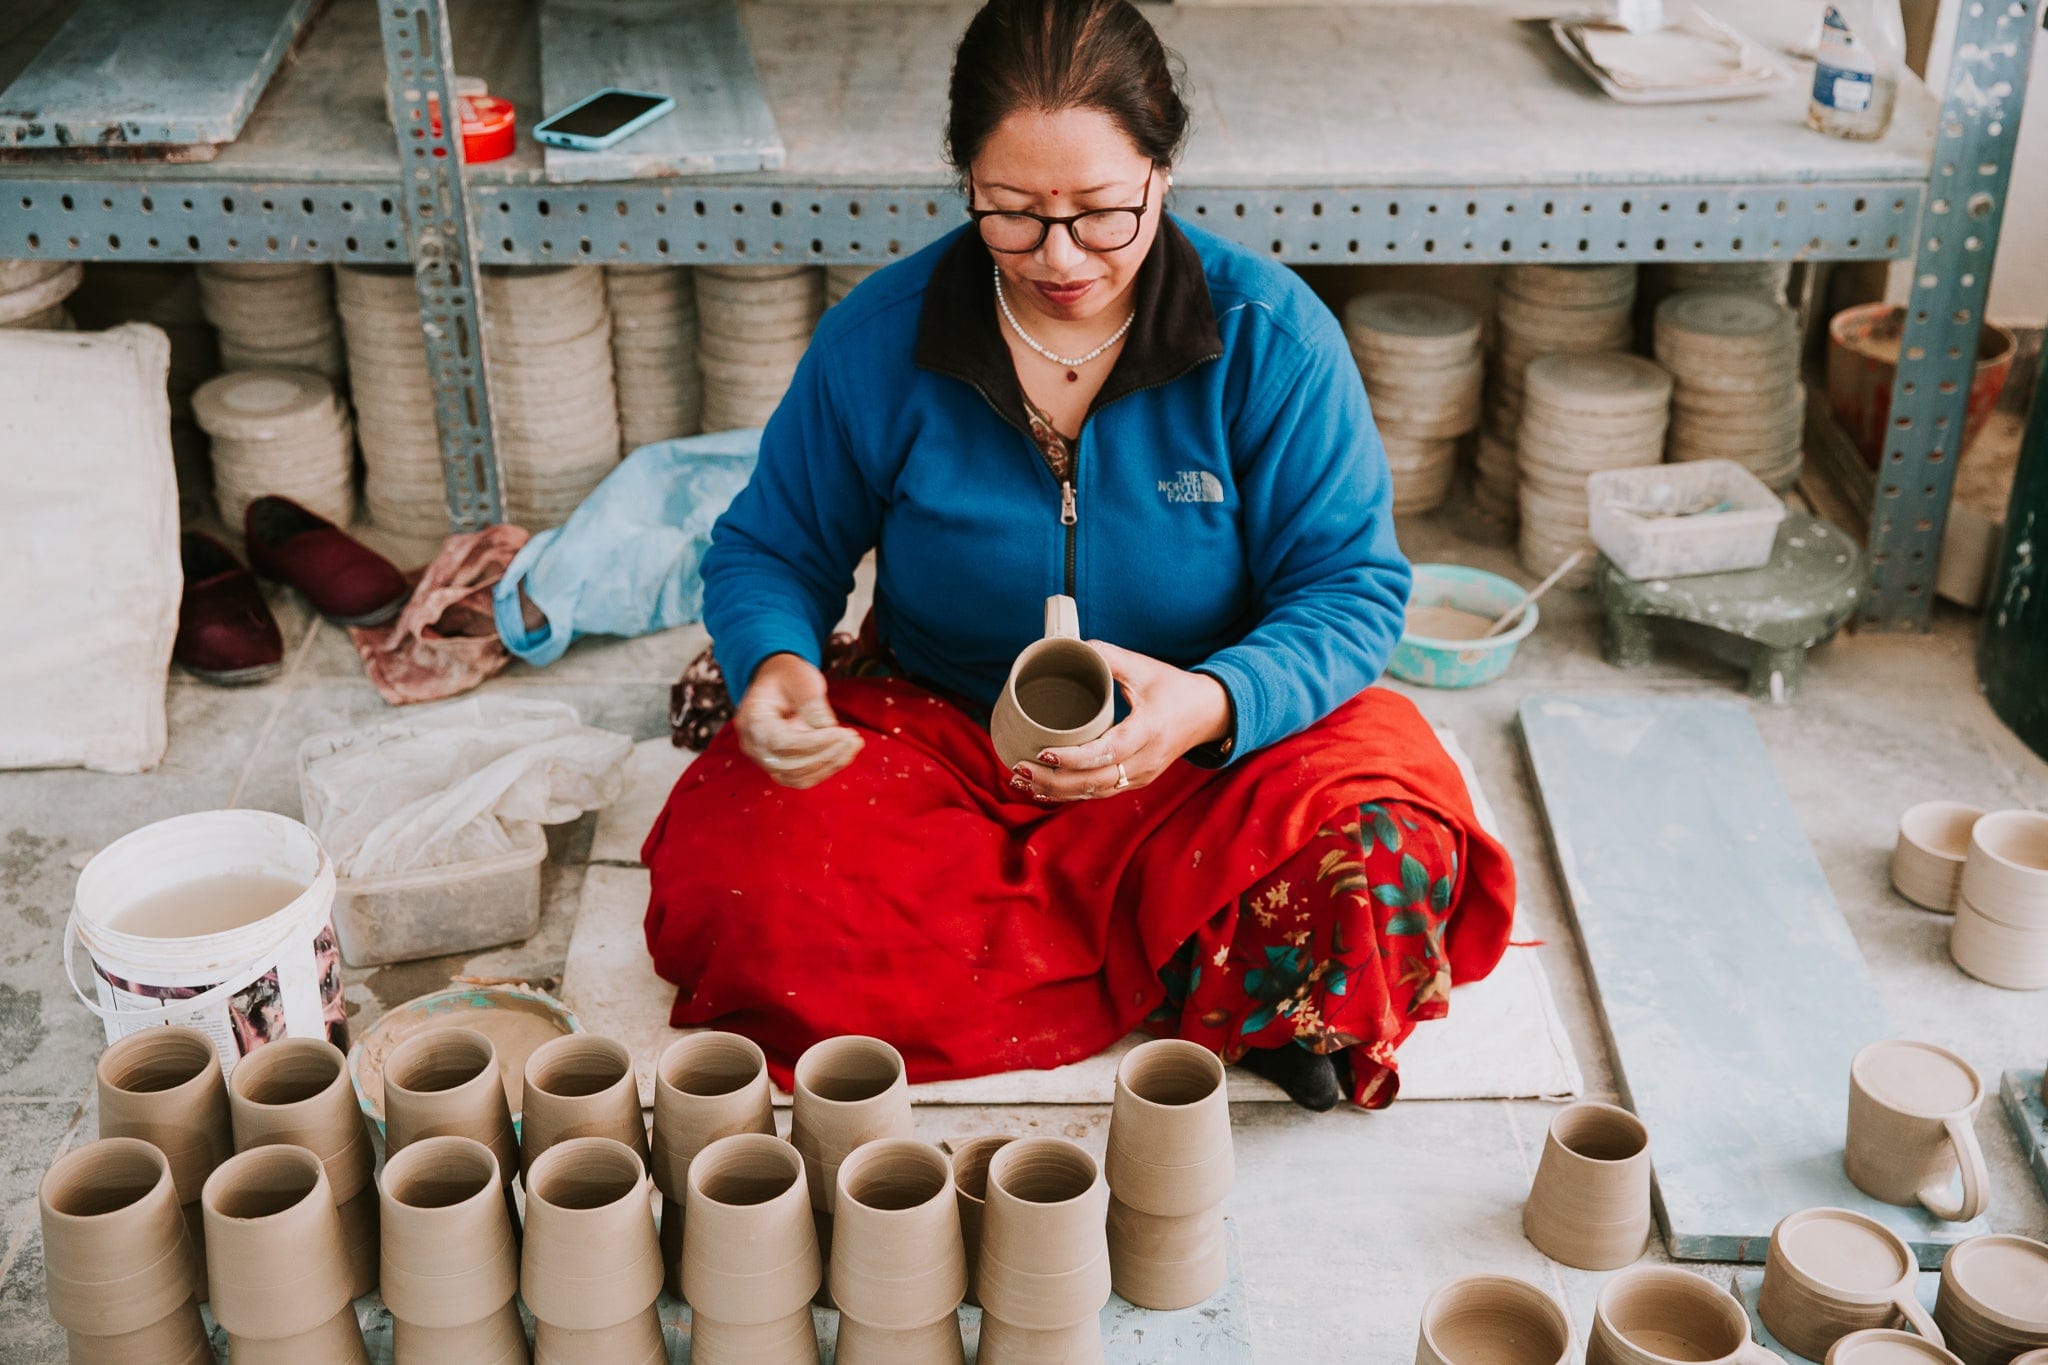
top-left (1587, 460), bottom-right (1785, 580)
top-left (297, 728), bottom-right (548, 968)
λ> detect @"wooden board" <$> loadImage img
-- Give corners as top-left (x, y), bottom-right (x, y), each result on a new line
top-left (0, 0), bottom-right (317, 148)
top-left (1519, 694), bottom-right (1991, 1268)
top-left (538, 0), bottom-right (783, 182)
top-left (2003, 1069), bottom-right (2048, 1209)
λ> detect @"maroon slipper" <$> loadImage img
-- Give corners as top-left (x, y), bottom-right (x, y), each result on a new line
top-left (244, 496), bottom-right (410, 627)
top-left (177, 533), bottom-right (285, 685)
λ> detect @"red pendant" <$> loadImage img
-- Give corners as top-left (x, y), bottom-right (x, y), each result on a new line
top-left (1066, 370), bottom-right (1078, 382)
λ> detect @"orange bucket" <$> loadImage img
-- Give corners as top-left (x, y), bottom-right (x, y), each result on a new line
top-left (1827, 302), bottom-right (2014, 470)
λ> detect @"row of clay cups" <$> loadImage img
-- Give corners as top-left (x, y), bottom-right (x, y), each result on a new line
top-left (1417, 1266), bottom-right (1778, 1365)
top-left (1104, 1039), bottom-right (1235, 1311)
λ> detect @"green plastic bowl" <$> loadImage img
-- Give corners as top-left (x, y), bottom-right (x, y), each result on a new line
top-left (1387, 564), bottom-right (1538, 689)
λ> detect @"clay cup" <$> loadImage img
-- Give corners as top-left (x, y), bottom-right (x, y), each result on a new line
top-left (790, 1035), bottom-right (914, 1215)
top-left (39, 1138), bottom-right (205, 1348)
top-left (1758, 1207), bottom-right (1943, 1358)
top-left (951, 1135), bottom-right (1015, 1309)
top-left (1415, 1274), bottom-right (1572, 1365)
top-left (1523, 1101), bottom-right (1652, 1272)
top-left (651, 1031), bottom-right (775, 1298)
top-left (395, 1300), bottom-right (530, 1365)
top-left (382, 1027), bottom-right (518, 1189)
top-left (225, 1035), bottom-right (379, 1299)
top-left (1949, 894), bottom-right (2048, 990)
top-left (1892, 803), bottom-right (1982, 911)
top-left (978, 1137), bottom-right (1111, 1352)
top-left (990, 594), bottom-right (1115, 770)
top-left (377, 1135), bottom-right (519, 1331)
top-left (519, 1136), bottom-right (663, 1333)
top-left (94, 1025), bottom-right (232, 1276)
top-left (1827, 1330), bottom-right (1966, 1363)
top-left (1589, 1266), bottom-right (1777, 1365)
top-left (519, 1033), bottom-right (649, 1179)
top-left (829, 1139), bottom-right (966, 1362)
top-left (534, 1308), bottom-right (666, 1365)
top-left (200, 1144), bottom-right (365, 1356)
top-left (1844, 1040), bottom-right (1989, 1223)
top-left (1933, 1233), bottom-right (2048, 1364)
top-left (683, 1132), bottom-right (824, 1365)
top-left (1957, 810), bottom-right (2048, 918)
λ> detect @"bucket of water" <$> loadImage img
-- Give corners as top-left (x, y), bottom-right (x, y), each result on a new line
top-left (66, 810), bottom-right (346, 1075)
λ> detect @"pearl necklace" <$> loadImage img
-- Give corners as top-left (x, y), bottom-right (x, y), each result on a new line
top-left (993, 264), bottom-right (1134, 380)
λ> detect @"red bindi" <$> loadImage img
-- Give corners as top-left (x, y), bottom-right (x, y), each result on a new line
top-left (1049, 189), bottom-right (1059, 197)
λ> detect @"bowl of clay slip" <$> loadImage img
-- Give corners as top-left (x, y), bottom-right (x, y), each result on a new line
top-left (683, 1131), bottom-right (825, 1365)
top-left (201, 1144), bottom-right (369, 1363)
top-left (1892, 803), bottom-right (1983, 911)
top-left (94, 1025), bottom-right (232, 1280)
top-left (1522, 1101), bottom-right (1652, 1272)
top-left (226, 1036), bottom-right (379, 1300)
top-left (520, 1135), bottom-right (666, 1364)
top-left (830, 1139), bottom-right (968, 1364)
top-left (651, 1032), bottom-right (776, 1300)
top-left (519, 1033), bottom-right (650, 1180)
top-left (977, 1137), bottom-right (1112, 1364)
top-left (40, 1137), bottom-right (210, 1365)
top-left (378, 1135), bottom-right (523, 1364)
top-left (1104, 1039), bottom-right (1234, 1310)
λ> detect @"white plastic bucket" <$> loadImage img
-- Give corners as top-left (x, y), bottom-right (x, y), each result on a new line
top-left (67, 810), bottom-right (345, 1077)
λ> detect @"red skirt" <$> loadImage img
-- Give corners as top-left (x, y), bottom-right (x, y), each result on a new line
top-left (642, 677), bottom-right (1515, 1103)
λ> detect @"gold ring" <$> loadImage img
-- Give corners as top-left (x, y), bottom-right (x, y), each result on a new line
top-left (1115, 762), bottom-right (1130, 789)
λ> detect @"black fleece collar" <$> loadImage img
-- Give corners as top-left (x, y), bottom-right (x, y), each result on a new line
top-left (912, 212), bottom-right (1224, 436)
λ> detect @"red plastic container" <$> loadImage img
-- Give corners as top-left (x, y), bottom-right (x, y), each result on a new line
top-left (427, 92), bottom-right (517, 164)
top-left (1827, 302), bottom-right (2014, 470)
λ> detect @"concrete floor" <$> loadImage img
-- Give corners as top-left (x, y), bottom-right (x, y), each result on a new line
top-left (0, 501), bottom-right (2044, 1362)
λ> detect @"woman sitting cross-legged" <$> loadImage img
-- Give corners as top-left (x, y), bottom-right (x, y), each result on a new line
top-left (642, 0), bottom-right (1515, 1111)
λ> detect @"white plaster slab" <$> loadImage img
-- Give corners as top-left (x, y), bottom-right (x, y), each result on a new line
top-left (569, 730), bottom-right (1581, 1108)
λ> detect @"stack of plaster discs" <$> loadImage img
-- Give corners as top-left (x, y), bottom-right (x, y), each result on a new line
top-left (1342, 291), bottom-right (1483, 515)
top-left (696, 264), bottom-right (825, 431)
top-left (195, 263), bottom-right (347, 380)
top-left (605, 264), bottom-right (703, 451)
top-left (1516, 352), bottom-right (1672, 588)
top-left (825, 263), bottom-right (882, 308)
top-left (1644, 261), bottom-right (1792, 305)
top-left (480, 265), bottom-right (621, 529)
top-left (1654, 290), bottom-right (1804, 490)
top-left (0, 259), bottom-right (83, 330)
top-left (192, 369), bottom-right (356, 530)
top-left (334, 264), bottom-right (450, 540)
top-left (1487, 263), bottom-right (1636, 443)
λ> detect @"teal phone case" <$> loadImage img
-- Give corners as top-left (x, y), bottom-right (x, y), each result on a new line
top-left (534, 88), bottom-right (676, 151)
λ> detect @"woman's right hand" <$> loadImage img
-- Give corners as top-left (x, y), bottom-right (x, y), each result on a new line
top-left (733, 653), bottom-right (864, 789)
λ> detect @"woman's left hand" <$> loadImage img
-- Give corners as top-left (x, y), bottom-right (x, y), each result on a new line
top-left (1008, 642), bottom-right (1231, 802)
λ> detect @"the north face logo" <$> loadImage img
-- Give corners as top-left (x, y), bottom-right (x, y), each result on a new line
top-left (1158, 470), bottom-right (1225, 504)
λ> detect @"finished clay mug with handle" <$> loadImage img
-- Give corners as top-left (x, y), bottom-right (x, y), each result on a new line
top-left (990, 595), bottom-right (1115, 771)
top-left (1843, 1040), bottom-right (1989, 1224)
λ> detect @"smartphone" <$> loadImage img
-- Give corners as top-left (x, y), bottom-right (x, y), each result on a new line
top-left (533, 88), bottom-right (676, 151)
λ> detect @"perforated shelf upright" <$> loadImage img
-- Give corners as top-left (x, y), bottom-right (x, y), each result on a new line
top-left (0, 0), bottom-right (2034, 628)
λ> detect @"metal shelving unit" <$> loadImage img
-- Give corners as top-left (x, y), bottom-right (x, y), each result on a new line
top-left (1, 0), bottom-right (2035, 628)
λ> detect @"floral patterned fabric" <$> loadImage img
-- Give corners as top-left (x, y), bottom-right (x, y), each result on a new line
top-left (1151, 798), bottom-right (1459, 1108)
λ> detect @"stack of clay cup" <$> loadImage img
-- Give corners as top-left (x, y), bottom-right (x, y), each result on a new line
top-left (1103, 1039), bottom-right (1234, 1311)
top-left (0, 258), bottom-right (83, 330)
top-left (1933, 1233), bottom-right (2048, 1362)
top-left (976, 1137), bottom-right (1112, 1362)
top-left (949, 1136), bottom-right (1015, 1309)
top-left (830, 1140), bottom-right (969, 1363)
top-left (1522, 1100), bottom-right (1653, 1272)
top-left (1487, 262), bottom-right (1636, 444)
top-left (93, 1026), bottom-right (233, 1274)
top-left (606, 264), bottom-right (704, 450)
top-left (522, 1136), bottom-right (667, 1363)
top-left (334, 263), bottom-right (449, 541)
top-left (380, 1136), bottom-right (526, 1363)
top-left (202, 1143), bottom-right (371, 1361)
top-left (192, 368), bottom-right (357, 529)
top-left (826, 264), bottom-right (882, 308)
top-left (684, 1132), bottom-right (825, 1364)
top-left (1516, 352), bottom-right (1672, 588)
top-left (195, 263), bottom-right (347, 381)
top-left (381, 1026), bottom-right (521, 1228)
top-left (1891, 801), bottom-right (1983, 912)
top-left (1654, 290), bottom-right (1804, 490)
top-left (519, 1033), bottom-right (650, 1180)
top-left (650, 1031), bottom-right (776, 1300)
top-left (696, 264), bottom-right (825, 431)
top-left (1756, 1206), bottom-right (1939, 1358)
top-left (40, 1138), bottom-right (211, 1364)
top-left (1342, 291), bottom-right (1484, 515)
top-left (480, 265), bottom-right (621, 530)
top-left (789, 1034), bottom-right (915, 1302)
top-left (1416, 1275), bottom-right (1572, 1365)
top-left (1950, 809), bottom-right (2048, 990)
top-left (225, 1037), bottom-right (379, 1301)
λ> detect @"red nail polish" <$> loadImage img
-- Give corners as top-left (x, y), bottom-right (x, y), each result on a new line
top-left (1040, 752), bottom-right (1060, 768)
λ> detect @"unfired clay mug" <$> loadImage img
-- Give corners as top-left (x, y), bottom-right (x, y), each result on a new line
top-left (989, 595), bottom-right (1114, 771)
top-left (1826, 1329), bottom-right (1966, 1363)
top-left (1522, 1101), bottom-right (1652, 1272)
top-left (1414, 1274), bottom-right (1572, 1365)
top-left (1757, 1207), bottom-right (1943, 1358)
top-left (1844, 1040), bottom-right (1989, 1224)
top-left (1589, 1266), bottom-right (1777, 1365)
top-left (1933, 1233), bottom-right (2048, 1364)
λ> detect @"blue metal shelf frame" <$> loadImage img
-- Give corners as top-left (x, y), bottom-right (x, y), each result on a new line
top-left (0, 0), bottom-right (2034, 626)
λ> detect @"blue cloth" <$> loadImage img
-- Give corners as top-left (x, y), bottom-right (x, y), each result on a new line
top-left (700, 216), bottom-right (1410, 763)
top-left (494, 432), bottom-right (760, 667)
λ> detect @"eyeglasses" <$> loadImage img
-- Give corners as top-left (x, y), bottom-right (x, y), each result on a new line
top-left (966, 172), bottom-right (1153, 254)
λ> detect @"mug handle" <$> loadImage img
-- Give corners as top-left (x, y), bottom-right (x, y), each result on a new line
top-left (1892, 1289), bottom-right (1945, 1348)
top-left (1043, 594), bottom-right (1080, 641)
top-left (1916, 1114), bottom-right (1988, 1223)
top-left (1738, 1344), bottom-right (1780, 1365)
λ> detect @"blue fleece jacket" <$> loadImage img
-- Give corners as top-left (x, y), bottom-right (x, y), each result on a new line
top-left (699, 214), bottom-right (1411, 764)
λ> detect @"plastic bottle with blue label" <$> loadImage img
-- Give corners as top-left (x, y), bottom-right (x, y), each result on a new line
top-left (1807, 0), bottom-right (1904, 141)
